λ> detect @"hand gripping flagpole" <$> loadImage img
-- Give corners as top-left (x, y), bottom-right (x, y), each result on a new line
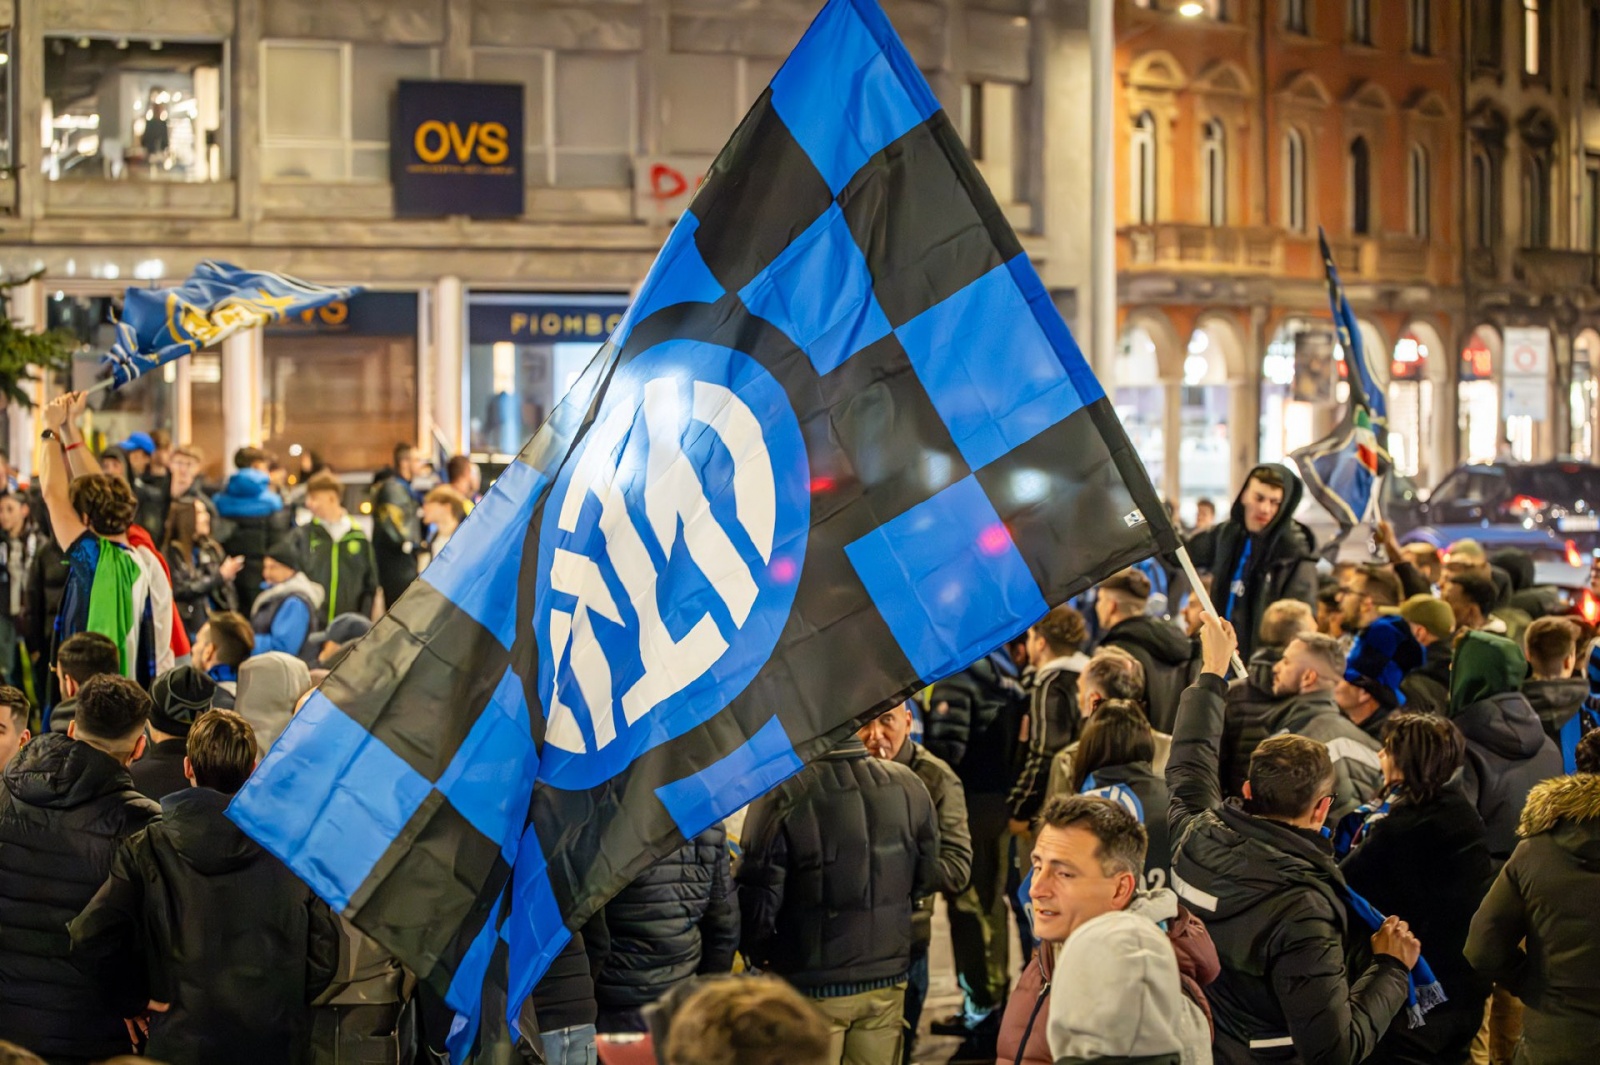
top-left (1174, 544), bottom-right (1248, 680)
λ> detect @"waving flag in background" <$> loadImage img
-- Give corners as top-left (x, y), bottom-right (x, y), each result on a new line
top-left (1292, 228), bottom-right (1391, 557)
top-left (103, 261), bottom-right (360, 388)
top-left (227, 0), bottom-right (1178, 1059)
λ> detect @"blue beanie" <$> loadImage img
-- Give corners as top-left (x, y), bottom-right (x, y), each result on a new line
top-left (1345, 615), bottom-right (1424, 708)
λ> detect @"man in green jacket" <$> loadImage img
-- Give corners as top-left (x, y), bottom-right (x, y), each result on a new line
top-left (296, 473), bottom-right (377, 624)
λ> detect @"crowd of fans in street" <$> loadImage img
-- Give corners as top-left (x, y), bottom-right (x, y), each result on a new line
top-left (0, 391), bottom-right (1597, 1065)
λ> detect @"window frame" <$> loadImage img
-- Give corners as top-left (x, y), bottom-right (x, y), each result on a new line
top-left (1284, 127), bottom-right (1307, 234)
top-left (260, 39), bottom-right (440, 183)
top-left (1410, 0), bottom-right (1433, 54)
top-left (1524, 0), bottom-right (1547, 78)
top-left (1131, 110), bottom-right (1157, 225)
top-left (1349, 0), bottom-right (1372, 44)
top-left (1408, 143), bottom-right (1430, 238)
top-left (1285, 0), bottom-right (1310, 35)
top-left (1585, 155), bottom-right (1600, 251)
top-left (1522, 151), bottom-right (1551, 248)
top-left (1473, 149), bottom-right (1497, 248)
top-left (1201, 118), bottom-right (1226, 227)
top-left (1349, 136), bottom-right (1372, 236)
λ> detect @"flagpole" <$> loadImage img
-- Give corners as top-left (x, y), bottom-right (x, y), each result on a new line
top-left (1174, 544), bottom-right (1249, 680)
top-left (84, 376), bottom-right (115, 397)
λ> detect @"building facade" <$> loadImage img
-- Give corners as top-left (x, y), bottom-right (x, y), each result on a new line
top-left (1115, 0), bottom-right (1464, 518)
top-left (1462, 0), bottom-right (1600, 467)
top-left (0, 0), bottom-right (1085, 481)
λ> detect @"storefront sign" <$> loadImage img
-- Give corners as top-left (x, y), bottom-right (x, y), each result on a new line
top-left (392, 80), bottom-right (523, 219)
top-left (468, 295), bottom-right (632, 345)
top-left (1503, 326), bottom-right (1552, 377)
top-left (1502, 326), bottom-right (1551, 422)
top-left (264, 291), bottom-right (419, 336)
top-left (633, 157), bottom-right (713, 224)
top-left (1291, 330), bottom-right (1336, 404)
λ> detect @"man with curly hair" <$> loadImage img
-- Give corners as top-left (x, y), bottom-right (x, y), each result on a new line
top-left (38, 393), bottom-right (160, 692)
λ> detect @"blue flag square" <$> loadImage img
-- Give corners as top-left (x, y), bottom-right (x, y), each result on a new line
top-left (844, 474), bottom-right (1050, 681)
top-left (738, 203), bottom-right (893, 375)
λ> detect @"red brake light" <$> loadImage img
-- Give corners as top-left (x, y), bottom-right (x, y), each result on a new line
top-left (1568, 540), bottom-right (1584, 568)
top-left (1510, 494), bottom-right (1548, 511)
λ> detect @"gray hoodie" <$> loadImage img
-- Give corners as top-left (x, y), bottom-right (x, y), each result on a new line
top-left (235, 651), bottom-right (312, 755)
top-left (1048, 888), bottom-right (1213, 1065)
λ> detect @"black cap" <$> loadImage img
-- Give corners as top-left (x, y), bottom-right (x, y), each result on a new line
top-left (265, 537), bottom-right (304, 573)
top-left (149, 666), bottom-right (216, 736)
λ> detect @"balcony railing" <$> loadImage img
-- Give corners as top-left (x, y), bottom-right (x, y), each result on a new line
top-left (1120, 224), bottom-right (1282, 274)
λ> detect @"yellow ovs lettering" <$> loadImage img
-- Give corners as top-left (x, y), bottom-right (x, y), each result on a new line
top-left (414, 119), bottom-right (511, 165)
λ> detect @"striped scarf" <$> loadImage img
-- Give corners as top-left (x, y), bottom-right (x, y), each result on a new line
top-left (1335, 882), bottom-right (1447, 1029)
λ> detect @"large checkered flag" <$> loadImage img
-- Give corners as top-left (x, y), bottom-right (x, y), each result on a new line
top-left (229, 0), bottom-right (1177, 1058)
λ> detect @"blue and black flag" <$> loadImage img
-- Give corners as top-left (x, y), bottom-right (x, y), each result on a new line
top-left (1292, 228), bottom-right (1391, 557)
top-left (229, 0), bottom-right (1175, 1057)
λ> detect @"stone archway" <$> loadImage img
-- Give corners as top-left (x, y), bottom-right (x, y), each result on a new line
top-left (1392, 318), bottom-right (1447, 484)
top-left (1116, 312), bottom-right (1182, 505)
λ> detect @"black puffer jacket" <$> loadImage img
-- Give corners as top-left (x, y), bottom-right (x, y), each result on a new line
top-left (0, 734), bottom-right (160, 1060)
top-left (1340, 784), bottom-right (1493, 1065)
top-left (1184, 464), bottom-right (1318, 662)
top-left (1219, 651), bottom-right (1292, 800)
top-left (69, 787), bottom-right (339, 1065)
top-left (530, 930), bottom-right (596, 1033)
top-left (1467, 773), bottom-right (1600, 1063)
top-left (1100, 615), bottom-right (1199, 733)
top-left (1454, 693), bottom-right (1563, 862)
top-left (1522, 677), bottom-right (1588, 748)
top-left (1167, 676), bottom-right (1411, 1064)
top-left (921, 651), bottom-right (1025, 796)
top-left (591, 822), bottom-right (738, 1012)
top-left (736, 737), bottom-right (939, 993)
top-left (1398, 641), bottom-right (1451, 718)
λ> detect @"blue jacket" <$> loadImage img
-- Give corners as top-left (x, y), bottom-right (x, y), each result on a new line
top-left (249, 573), bottom-right (324, 658)
top-left (215, 469), bottom-right (284, 520)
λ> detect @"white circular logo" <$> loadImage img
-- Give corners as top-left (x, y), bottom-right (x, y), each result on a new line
top-left (534, 340), bottom-right (809, 787)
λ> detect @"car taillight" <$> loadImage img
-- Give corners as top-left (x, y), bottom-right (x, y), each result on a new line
top-left (1511, 494), bottom-right (1549, 512)
top-left (1583, 590), bottom-right (1600, 626)
top-left (1568, 540), bottom-right (1584, 568)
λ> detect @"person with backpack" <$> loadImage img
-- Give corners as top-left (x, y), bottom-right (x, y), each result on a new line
top-left (370, 444), bottom-right (423, 609)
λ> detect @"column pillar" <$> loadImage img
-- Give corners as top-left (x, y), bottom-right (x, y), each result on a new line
top-left (222, 329), bottom-right (261, 457)
top-left (435, 277), bottom-right (465, 454)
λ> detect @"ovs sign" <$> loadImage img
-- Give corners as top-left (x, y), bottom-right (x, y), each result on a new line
top-left (393, 80), bottom-right (523, 219)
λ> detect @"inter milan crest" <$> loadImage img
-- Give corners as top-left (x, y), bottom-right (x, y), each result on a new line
top-left (534, 339), bottom-right (810, 785)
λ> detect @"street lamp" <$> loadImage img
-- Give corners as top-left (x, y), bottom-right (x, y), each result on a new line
top-left (1178, 1), bottom-right (1205, 16)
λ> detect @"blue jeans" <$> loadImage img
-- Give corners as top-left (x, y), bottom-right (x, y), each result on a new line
top-left (903, 951), bottom-right (930, 1064)
top-left (541, 1023), bottom-right (597, 1065)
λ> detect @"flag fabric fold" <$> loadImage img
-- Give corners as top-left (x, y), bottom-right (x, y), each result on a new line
top-left (228, 0), bottom-right (1176, 1058)
top-left (104, 262), bottom-right (361, 387)
top-left (1291, 228), bottom-right (1391, 557)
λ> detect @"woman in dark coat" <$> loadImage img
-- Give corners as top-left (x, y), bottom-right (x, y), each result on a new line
top-left (1070, 698), bottom-right (1171, 891)
top-left (161, 498), bottom-right (241, 639)
top-left (1340, 713), bottom-right (1494, 1065)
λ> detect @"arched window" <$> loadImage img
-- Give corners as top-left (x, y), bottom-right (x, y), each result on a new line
top-left (1408, 144), bottom-right (1430, 238)
top-left (1131, 111), bottom-right (1157, 224)
top-left (1284, 128), bottom-right (1307, 233)
top-left (1473, 150), bottom-right (1496, 247)
top-left (1523, 153), bottom-right (1551, 247)
top-left (1202, 119), bottom-right (1227, 226)
top-left (1349, 136), bottom-right (1372, 235)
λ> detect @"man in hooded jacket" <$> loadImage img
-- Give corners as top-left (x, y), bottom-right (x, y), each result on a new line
top-left (1096, 567), bottom-right (1198, 734)
top-left (1447, 631), bottom-right (1562, 863)
top-left (1167, 614), bottom-right (1417, 1064)
top-left (1184, 464), bottom-right (1318, 663)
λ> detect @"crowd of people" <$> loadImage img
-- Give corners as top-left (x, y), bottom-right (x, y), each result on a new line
top-left (1, 390), bottom-right (1598, 1065)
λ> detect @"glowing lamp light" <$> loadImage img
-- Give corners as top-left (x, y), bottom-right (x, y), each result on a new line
top-left (1583, 590), bottom-right (1600, 626)
top-left (1178, 1), bottom-right (1205, 16)
top-left (1566, 539), bottom-right (1583, 569)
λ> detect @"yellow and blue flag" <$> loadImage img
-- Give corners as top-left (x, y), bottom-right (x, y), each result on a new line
top-left (227, 0), bottom-right (1175, 1058)
top-left (105, 261), bottom-right (359, 387)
